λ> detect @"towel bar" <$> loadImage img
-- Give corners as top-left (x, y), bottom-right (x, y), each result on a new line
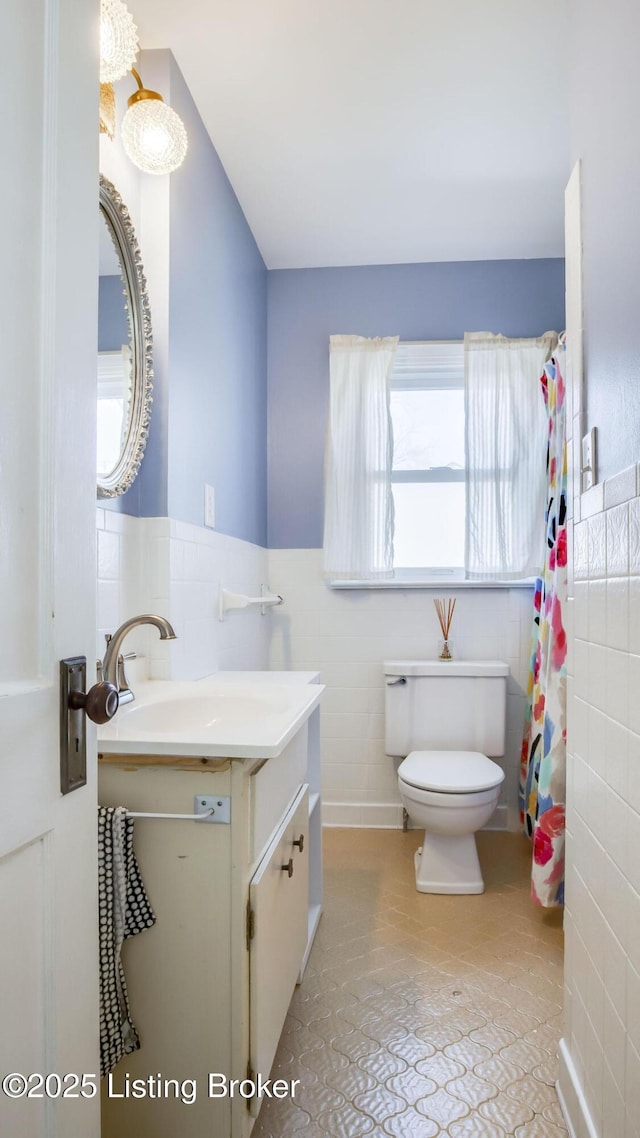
top-left (219, 586), bottom-right (284, 620)
top-left (125, 808), bottom-right (214, 821)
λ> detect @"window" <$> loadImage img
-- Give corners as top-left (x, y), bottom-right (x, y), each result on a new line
top-left (324, 334), bottom-right (551, 586)
top-left (390, 342), bottom-right (465, 576)
top-left (97, 346), bottom-right (132, 477)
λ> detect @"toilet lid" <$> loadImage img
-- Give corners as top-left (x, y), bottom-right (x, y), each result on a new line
top-left (398, 750), bottom-right (505, 793)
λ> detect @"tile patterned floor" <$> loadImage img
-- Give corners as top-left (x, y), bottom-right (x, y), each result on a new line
top-left (255, 828), bottom-right (566, 1138)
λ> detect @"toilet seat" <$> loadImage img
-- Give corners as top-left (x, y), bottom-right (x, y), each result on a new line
top-left (397, 779), bottom-right (501, 810)
top-left (398, 750), bottom-right (505, 794)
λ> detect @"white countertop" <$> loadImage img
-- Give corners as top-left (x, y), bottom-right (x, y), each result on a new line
top-left (97, 674), bottom-right (324, 759)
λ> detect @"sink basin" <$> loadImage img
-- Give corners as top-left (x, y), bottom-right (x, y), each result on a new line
top-left (97, 676), bottom-right (324, 759)
top-left (121, 690), bottom-right (295, 732)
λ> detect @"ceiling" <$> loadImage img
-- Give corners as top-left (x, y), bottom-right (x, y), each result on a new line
top-left (131, 0), bottom-right (569, 270)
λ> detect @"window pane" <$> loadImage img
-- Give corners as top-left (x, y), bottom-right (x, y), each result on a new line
top-left (393, 482), bottom-right (465, 568)
top-left (391, 388), bottom-right (465, 471)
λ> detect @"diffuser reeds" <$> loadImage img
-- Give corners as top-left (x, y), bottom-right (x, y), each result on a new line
top-left (434, 597), bottom-right (456, 659)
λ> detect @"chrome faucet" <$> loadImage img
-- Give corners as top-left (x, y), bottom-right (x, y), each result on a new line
top-left (100, 614), bottom-right (177, 705)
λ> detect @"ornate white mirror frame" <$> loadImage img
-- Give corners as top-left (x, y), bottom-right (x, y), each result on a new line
top-left (97, 174), bottom-right (153, 498)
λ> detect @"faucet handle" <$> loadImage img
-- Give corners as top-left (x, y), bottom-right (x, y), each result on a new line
top-left (117, 652), bottom-right (135, 694)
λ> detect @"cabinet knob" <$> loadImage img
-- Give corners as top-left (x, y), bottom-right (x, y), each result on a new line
top-left (281, 858), bottom-right (294, 878)
top-left (293, 834), bottom-right (304, 853)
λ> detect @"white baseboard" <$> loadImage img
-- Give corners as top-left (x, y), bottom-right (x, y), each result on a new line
top-left (322, 801), bottom-right (510, 830)
top-left (485, 803), bottom-right (508, 830)
top-left (558, 1037), bottom-right (600, 1138)
top-left (507, 802), bottom-right (522, 832)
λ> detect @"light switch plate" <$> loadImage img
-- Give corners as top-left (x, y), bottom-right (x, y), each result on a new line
top-left (204, 483), bottom-right (216, 528)
top-left (581, 428), bottom-right (597, 492)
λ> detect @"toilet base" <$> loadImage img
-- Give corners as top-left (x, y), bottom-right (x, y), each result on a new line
top-left (414, 833), bottom-right (485, 894)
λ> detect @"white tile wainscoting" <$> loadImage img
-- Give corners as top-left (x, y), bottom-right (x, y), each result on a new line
top-left (96, 510), bottom-right (143, 663)
top-left (560, 477), bottom-right (640, 1138)
top-left (267, 548), bottom-right (535, 830)
top-left (96, 516), bottom-right (536, 829)
top-left (96, 510), bottom-right (269, 681)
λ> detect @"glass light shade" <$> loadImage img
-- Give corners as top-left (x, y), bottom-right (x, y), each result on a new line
top-left (99, 83), bottom-right (116, 139)
top-left (100, 0), bottom-right (139, 83)
top-left (121, 99), bottom-right (188, 175)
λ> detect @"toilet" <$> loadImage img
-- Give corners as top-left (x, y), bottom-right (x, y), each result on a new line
top-left (384, 659), bottom-right (509, 894)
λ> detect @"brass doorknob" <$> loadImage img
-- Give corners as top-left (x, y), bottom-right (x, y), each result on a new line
top-left (281, 858), bottom-right (294, 878)
top-left (293, 834), bottom-right (304, 852)
top-left (69, 681), bottom-right (119, 724)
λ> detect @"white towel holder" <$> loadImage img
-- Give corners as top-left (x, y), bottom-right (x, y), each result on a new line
top-left (218, 585), bottom-right (284, 621)
top-left (125, 793), bottom-right (230, 824)
top-left (126, 809), bottom-right (215, 821)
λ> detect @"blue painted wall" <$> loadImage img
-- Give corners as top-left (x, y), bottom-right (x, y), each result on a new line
top-left (98, 276), bottom-right (129, 351)
top-left (267, 258), bottom-right (565, 548)
top-left (570, 0), bottom-right (640, 481)
top-left (166, 56), bottom-right (268, 545)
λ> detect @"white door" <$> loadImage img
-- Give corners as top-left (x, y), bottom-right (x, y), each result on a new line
top-left (0, 1), bottom-right (101, 1135)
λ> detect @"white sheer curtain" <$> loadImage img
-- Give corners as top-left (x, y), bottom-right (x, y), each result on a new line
top-left (323, 334), bottom-right (398, 579)
top-left (465, 331), bottom-right (558, 580)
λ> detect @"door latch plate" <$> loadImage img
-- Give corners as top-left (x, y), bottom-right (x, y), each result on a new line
top-left (60, 656), bottom-right (87, 794)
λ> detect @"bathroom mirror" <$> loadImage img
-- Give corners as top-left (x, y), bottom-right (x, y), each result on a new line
top-left (97, 174), bottom-right (153, 497)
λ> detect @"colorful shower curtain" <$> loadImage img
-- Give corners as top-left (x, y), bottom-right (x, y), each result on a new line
top-left (520, 349), bottom-right (567, 907)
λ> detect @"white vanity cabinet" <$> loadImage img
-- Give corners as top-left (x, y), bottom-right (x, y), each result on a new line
top-left (98, 692), bottom-right (322, 1138)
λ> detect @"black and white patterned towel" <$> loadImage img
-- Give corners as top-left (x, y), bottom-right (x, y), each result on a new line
top-left (98, 805), bottom-right (156, 1078)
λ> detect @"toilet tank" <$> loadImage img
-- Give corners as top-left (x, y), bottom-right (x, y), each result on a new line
top-left (384, 660), bottom-right (509, 758)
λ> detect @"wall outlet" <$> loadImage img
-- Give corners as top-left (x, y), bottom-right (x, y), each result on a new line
top-left (581, 428), bottom-right (597, 492)
top-left (204, 484), bottom-right (216, 528)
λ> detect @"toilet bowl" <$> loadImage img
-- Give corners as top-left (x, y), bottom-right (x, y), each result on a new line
top-left (384, 659), bottom-right (509, 894)
top-left (398, 750), bottom-right (504, 894)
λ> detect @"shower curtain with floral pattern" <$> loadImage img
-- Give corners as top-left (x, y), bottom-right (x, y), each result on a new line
top-left (520, 349), bottom-right (567, 908)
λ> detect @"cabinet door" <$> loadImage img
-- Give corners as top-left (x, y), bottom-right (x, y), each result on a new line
top-left (249, 785), bottom-right (308, 1096)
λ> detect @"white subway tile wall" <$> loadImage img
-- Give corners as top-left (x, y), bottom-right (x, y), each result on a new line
top-left (267, 548), bottom-right (534, 829)
top-left (96, 511), bottom-right (269, 681)
top-left (96, 509), bottom-right (145, 664)
top-left (561, 474), bottom-right (640, 1138)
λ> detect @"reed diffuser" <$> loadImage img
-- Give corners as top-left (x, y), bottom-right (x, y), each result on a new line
top-left (434, 597), bottom-right (456, 660)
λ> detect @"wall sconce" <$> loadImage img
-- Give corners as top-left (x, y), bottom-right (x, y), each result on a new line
top-left (122, 68), bottom-right (188, 175)
top-left (99, 83), bottom-right (117, 140)
top-left (100, 0), bottom-right (139, 83)
top-left (99, 0), bottom-right (189, 176)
